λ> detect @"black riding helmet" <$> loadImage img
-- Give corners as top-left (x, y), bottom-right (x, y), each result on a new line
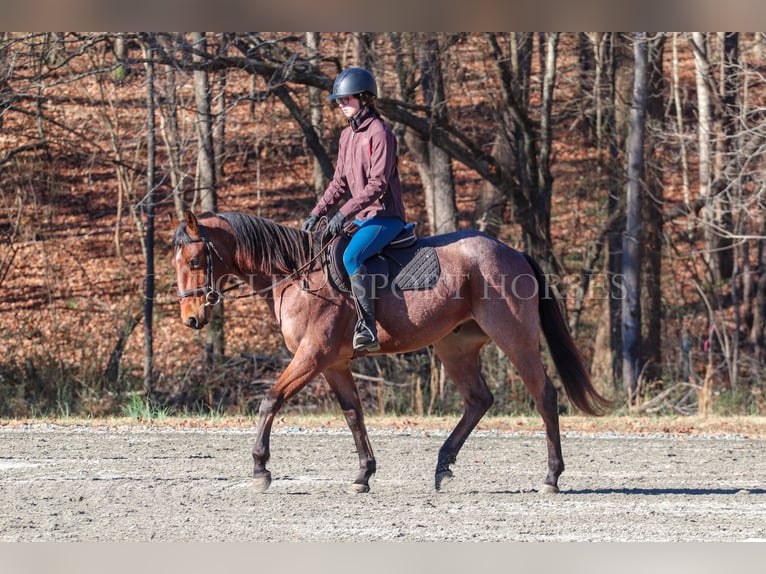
top-left (328, 67), bottom-right (377, 101)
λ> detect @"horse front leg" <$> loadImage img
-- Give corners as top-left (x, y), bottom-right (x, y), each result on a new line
top-left (323, 365), bottom-right (376, 493)
top-left (252, 351), bottom-right (322, 493)
top-left (251, 394), bottom-right (279, 493)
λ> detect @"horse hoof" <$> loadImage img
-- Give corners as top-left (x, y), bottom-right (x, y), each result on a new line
top-left (252, 473), bottom-right (272, 493)
top-left (347, 483), bottom-right (370, 494)
top-left (539, 483), bottom-right (560, 494)
top-left (435, 470), bottom-right (454, 491)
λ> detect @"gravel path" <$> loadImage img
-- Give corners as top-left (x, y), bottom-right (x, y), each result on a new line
top-left (1, 425), bottom-right (765, 541)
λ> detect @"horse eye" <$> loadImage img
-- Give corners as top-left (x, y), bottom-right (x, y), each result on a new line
top-left (190, 257), bottom-right (201, 270)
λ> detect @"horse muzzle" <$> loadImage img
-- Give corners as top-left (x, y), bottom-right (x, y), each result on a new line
top-left (179, 299), bottom-right (210, 330)
top-left (184, 314), bottom-right (206, 330)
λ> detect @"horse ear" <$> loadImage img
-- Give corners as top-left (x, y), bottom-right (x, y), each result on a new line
top-left (185, 211), bottom-right (200, 238)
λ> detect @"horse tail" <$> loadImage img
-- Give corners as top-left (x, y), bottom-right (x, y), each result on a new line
top-left (523, 253), bottom-right (612, 416)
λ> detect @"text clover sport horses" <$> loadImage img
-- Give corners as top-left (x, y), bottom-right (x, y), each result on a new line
top-left (173, 211), bottom-right (609, 493)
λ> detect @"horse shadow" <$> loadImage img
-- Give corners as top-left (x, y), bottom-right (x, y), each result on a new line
top-left (486, 487), bottom-right (766, 495)
top-left (562, 487), bottom-right (766, 496)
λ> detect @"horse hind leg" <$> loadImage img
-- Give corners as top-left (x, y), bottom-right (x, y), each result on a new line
top-left (431, 322), bottom-right (493, 491)
top-left (496, 337), bottom-right (564, 493)
top-left (474, 297), bottom-right (564, 493)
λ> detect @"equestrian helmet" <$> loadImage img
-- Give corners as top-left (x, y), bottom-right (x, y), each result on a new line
top-left (328, 67), bottom-right (377, 100)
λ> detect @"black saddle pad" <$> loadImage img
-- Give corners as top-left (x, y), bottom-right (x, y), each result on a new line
top-left (326, 228), bottom-right (440, 294)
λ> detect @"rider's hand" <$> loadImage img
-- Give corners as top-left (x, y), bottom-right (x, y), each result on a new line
top-left (301, 214), bottom-right (319, 232)
top-left (325, 211), bottom-right (347, 238)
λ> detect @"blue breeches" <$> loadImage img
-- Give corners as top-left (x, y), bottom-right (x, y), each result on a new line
top-left (343, 217), bottom-right (405, 276)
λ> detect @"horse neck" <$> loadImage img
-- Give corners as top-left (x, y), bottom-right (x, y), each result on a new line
top-left (229, 243), bottom-right (288, 293)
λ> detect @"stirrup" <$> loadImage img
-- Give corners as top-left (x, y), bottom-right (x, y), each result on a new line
top-left (353, 321), bottom-right (380, 351)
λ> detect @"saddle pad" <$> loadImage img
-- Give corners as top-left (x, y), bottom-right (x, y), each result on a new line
top-left (389, 245), bottom-right (440, 291)
top-left (326, 238), bottom-right (440, 294)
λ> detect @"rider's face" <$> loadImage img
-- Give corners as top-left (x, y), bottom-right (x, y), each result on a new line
top-left (337, 95), bottom-right (361, 118)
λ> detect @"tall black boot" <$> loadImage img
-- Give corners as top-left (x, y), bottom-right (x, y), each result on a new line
top-left (349, 265), bottom-right (380, 352)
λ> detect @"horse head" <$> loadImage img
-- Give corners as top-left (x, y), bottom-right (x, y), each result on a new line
top-left (173, 211), bottom-right (234, 330)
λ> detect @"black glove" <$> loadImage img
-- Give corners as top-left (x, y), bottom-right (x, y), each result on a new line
top-left (325, 211), bottom-right (347, 238)
top-left (301, 214), bottom-right (319, 232)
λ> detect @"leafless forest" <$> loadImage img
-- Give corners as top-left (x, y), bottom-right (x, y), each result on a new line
top-left (1, 32), bottom-right (765, 418)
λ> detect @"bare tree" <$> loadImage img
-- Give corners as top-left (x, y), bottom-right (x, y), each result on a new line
top-left (213, 42), bottom-right (228, 183)
top-left (484, 32), bottom-right (561, 272)
top-left (713, 32), bottom-right (740, 281)
top-left (590, 33), bottom-right (633, 394)
top-left (192, 32), bottom-right (217, 213)
top-left (306, 32), bottom-right (326, 197)
top-left (622, 33), bottom-right (648, 404)
top-left (640, 34), bottom-right (666, 378)
top-left (353, 33), bottom-right (375, 71)
top-left (404, 33), bottom-right (457, 234)
top-left (671, 33), bottom-right (692, 216)
top-left (691, 33), bottom-right (718, 285)
top-left (191, 32), bottom-right (224, 361)
top-left (141, 34), bottom-right (158, 392)
top-left (155, 33), bottom-right (188, 222)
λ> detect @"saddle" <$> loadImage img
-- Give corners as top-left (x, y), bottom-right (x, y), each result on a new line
top-left (322, 223), bottom-right (441, 294)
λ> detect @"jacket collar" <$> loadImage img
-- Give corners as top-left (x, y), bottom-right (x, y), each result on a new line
top-left (349, 105), bottom-right (376, 132)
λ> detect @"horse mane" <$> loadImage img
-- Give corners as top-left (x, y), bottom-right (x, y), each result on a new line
top-left (174, 211), bottom-right (310, 275)
top-left (216, 211), bottom-right (310, 274)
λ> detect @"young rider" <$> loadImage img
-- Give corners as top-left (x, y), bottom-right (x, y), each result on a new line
top-left (302, 67), bottom-right (406, 352)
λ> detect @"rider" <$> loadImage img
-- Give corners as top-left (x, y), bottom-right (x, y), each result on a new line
top-left (301, 67), bottom-right (406, 352)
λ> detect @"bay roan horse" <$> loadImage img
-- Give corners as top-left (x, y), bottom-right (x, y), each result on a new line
top-left (173, 210), bottom-right (610, 494)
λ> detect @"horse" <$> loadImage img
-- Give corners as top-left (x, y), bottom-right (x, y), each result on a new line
top-left (172, 210), bottom-right (610, 494)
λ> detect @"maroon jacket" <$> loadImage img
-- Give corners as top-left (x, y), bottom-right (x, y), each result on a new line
top-left (311, 110), bottom-right (406, 223)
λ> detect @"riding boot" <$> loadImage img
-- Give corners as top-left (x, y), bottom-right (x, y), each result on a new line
top-left (349, 266), bottom-right (380, 352)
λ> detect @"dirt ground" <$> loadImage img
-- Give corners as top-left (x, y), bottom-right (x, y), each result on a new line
top-left (1, 419), bottom-right (765, 543)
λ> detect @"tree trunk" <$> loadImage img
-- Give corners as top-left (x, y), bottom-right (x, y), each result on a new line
top-left (691, 32), bottom-right (717, 285)
top-left (214, 68), bottom-right (227, 182)
top-left (142, 36), bottom-right (157, 393)
top-left (752, 223), bottom-right (766, 363)
top-left (536, 33), bottom-right (558, 243)
top-left (406, 34), bottom-right (457, 235)
top-left (719, 33), bottom-right (741, 386)
top-left (154, 34), bottom-right (186, 222)
top-left (640, 34), bottom-right (666, 379)
top-left (192, 32), bottom-right (224, 361)
top-left (713, 32), bottom-right (739, 281)
top-left (577, 33), bottom-right (596, 142)
top-left (113, 33), bottom-right (129, 81)
top-left (306, 32), bottom-right (326, 197)
top-left (622, 33), bottom-right (648, 405)
top-left (671, 33), bottom-right (692, 219)
top-left (590, 33), bottom-right (630, 393)
top-left (193, 32), bottom-right (217, 213)
top-left (103, 312), bottom-right (141, 390)
top-left (473, 134), bottom-right (510, 237)
top-left (510, 33), bottom-right (533, 105)
top-left (353, 33), bottom-right (375, 71)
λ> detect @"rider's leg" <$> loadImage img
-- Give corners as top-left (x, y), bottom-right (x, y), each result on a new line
top-left (343, 217), bottom-right (404, 351)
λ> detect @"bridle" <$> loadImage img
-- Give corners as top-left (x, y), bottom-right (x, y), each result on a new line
top-left (176, 231), bottom-right (231, 307)
top-left (176, 226), bottom-right (333, 307)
